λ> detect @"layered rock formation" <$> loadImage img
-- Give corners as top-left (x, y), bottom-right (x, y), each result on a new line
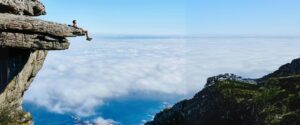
top-left (146, 58), bottom-right (300, 125)
top-left (0, 13), bottom-right (86, 50)
top-left (0, 0), bottom-right (86, 124)
top-left (0, 0), bottom-right (46, 16)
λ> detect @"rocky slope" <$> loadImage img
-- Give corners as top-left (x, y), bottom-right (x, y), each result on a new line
top-left (146, 58), bottom-right (300, 125)
top-left (0, 0), bottom-right (86, 124)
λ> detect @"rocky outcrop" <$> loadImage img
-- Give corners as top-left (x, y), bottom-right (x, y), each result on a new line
top-left (0, 49), bottom-right (47, 124)
top-left (0, 0), bottom-right (86, 124)
top-left (0, 0), bottom-right (46, 16)
top-left (146, 58), bottom-right (300, 125)
top-left (0, 13), bottom-right (86, 50)
top-left (0, 13), bottom-right (85, 37)
top-left (205, 73), bottom-right (256, 87)
top-left (0, 32), bottom-right (70, 50)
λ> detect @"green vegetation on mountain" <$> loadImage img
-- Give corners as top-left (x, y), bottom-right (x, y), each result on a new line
top-left (146, 58), bottom-right (300, 125)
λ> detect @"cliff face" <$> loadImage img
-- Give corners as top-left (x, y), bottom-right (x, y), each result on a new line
top-left (0, 0), bottom-right (85, 124)
top-left (0, 49), bottom-right (47, 124)
top-left (146, 58), bottom-right (300, 125)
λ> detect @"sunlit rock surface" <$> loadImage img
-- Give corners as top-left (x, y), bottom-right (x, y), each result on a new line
top-left (0, 0), bottom-right (46, 16)
top-left (0, 13), bottom-right (86, 50)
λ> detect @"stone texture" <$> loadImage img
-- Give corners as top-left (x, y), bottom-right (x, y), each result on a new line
top-left (0, 32), bottom-right (70, 50)
top-left (0, 49), bottom-right (47, 124)
top-left (0, 14), bottom-right (86, 38)
top-left (0, 13), bottom-right (86, 50)
top-left (0, 0), bottom-right (46, 16)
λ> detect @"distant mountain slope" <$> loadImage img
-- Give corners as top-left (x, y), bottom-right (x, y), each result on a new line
top-left (260, 58), bottom-right (300, 81)
top-left (146, 58), bottom-right (300, 125)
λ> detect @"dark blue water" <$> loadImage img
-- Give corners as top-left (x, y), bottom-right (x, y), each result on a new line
top-left (24, 98), bottom-right (166, 125)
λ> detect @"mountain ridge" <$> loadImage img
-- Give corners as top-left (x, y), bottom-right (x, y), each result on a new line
top-left (146, 58), bottom-right (300, 125)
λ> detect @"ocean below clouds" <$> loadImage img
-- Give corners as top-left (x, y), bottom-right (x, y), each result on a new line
top-left (23, 36), bottom-right (300, 125)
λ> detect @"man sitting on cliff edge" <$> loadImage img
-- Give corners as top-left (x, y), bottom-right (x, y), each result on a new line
top-left (71, 20), bottom-right (93, 41)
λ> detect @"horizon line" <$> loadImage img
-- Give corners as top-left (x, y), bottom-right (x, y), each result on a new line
top-left (90, 34), bottom-right (300, 39)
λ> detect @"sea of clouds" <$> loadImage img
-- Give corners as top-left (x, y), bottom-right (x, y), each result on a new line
top-left (24, 37), bottom-right (300, 123)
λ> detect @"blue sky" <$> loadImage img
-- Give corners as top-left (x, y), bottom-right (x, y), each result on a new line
top-left (42, 0), bottom-right (300, 36)
top-left (188, 0), bottom-right (300, 36)
top-left (42, 0), bottom-right (185, 35)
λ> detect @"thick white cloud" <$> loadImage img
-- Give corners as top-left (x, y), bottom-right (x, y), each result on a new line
top-left (88, 117), bottom-right (118, 125)
top-left (24, 37), bottom-right (300, 117)
top-left (73, 116), bottom-right (118, 125)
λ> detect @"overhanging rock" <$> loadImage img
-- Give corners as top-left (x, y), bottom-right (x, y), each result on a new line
top-left (0, 13), bottom-right (86, 50)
